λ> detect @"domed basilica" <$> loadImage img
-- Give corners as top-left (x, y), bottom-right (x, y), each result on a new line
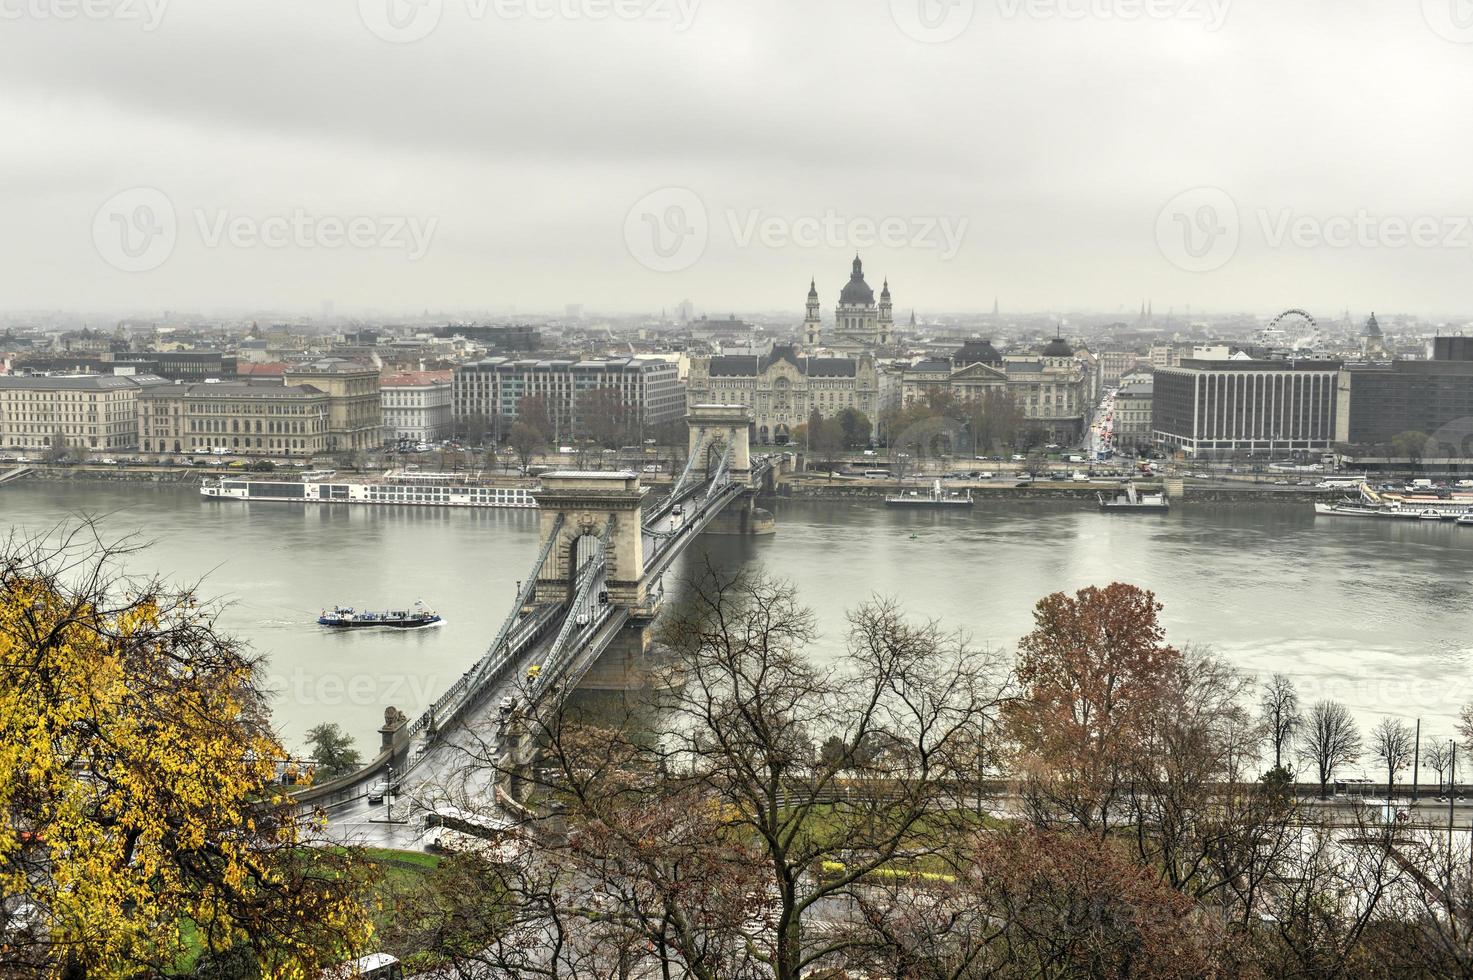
top-left (803, 255), bottom-right (894, 354)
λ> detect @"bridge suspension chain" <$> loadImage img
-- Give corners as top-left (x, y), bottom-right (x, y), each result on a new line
top-left (704, 428), bottom-right (736, 502)
top-left (469, 511), bottom-right (565, 684)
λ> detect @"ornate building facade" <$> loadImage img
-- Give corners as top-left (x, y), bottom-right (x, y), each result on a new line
top-left (899, 337), bottom-right (1092, 445)
top-left (686, 345), bottom-right (881, 445)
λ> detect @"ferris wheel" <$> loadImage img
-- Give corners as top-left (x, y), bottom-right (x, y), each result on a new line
top-left (1259, 309), bottom-right (1322, 352)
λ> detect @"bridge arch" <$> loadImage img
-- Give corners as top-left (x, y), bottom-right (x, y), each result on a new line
top-left (532, 472), bottom-right (647, 608)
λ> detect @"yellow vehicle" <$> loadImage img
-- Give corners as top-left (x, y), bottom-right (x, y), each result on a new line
top-left (527, 664), bottom-right (542, 681)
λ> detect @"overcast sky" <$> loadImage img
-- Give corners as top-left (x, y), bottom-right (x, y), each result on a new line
top-left (3, 0), bottom-right (1473, 319)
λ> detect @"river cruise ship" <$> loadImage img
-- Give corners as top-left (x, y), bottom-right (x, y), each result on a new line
top-left (1314, 483), bottom-right (1473, 521)
top-left (201, 470), bottom-right (536, 509)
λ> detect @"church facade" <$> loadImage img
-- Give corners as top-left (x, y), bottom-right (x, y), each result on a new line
top-left (803, 256), bottom-right (894, 354)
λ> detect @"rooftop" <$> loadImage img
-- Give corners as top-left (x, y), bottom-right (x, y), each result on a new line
top-left (0, 373), bottom-right (167, 391)
top-left (707, 345), bottom-right (859, 378)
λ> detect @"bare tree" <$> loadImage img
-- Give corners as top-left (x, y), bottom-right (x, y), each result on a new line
top-left (1458, 702), bottom-right (1473, 762)
top-left (1299, 700), bottom-right (1362, 799)
top-left (1258, 672), bottom-right (1301, 774)
top-left (469, 566), bottom-right (1007, 980)
top-left (1425, 737), bottom-right (1455, 795)
top-left (1371, 717), bottom-right (1415, 799)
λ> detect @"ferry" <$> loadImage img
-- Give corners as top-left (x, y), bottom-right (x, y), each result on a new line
top-left (1314, 483), bottom-right (1473, 521)
top-left (884, 480), bottom-right (974, 508)
top-left (202, 471), bottom-right (536, 509)
top-left (1098, 483), bottom-right (1170, 514)
top-left (318, 600), bottom-right (442, 629)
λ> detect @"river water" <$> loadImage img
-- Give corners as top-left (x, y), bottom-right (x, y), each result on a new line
top-left (3, 483), bottom-right (1470, 775)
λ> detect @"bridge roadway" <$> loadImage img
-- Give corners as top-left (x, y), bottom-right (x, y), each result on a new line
top-left (319, 458), bottom-right (771, 848)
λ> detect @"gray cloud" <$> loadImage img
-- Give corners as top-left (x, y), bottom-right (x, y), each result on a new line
top-left (2, 0), bottom-right (1472, 317)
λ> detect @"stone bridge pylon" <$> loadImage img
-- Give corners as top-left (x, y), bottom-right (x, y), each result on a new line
top-left (688, 403), bottom-right (752, 482)
top-left (531, 471), bottom-right (648, 607)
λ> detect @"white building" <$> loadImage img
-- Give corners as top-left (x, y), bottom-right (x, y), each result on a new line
top-left (0, 373), bottom-right (168, 453)
top-left (381, 371), bottom-right (453, 444)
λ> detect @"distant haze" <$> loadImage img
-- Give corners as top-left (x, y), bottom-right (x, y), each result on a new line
top-left (3, 1), bottom-right (1473, 317)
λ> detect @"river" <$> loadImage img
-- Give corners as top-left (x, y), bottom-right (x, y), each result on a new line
top-left (3, 482), bottom-right (1470, 775)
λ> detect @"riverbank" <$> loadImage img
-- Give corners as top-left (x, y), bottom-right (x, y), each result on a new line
top-left (8, 465), bottom-right (204, 484)
top-left (776, 479), bottom-right (1337, 504)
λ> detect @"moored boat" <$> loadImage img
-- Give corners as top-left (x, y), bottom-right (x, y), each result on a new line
top-left (318, 600), bottom-right (443, 629)
top-left (1098, 482), bottom-right (1169, 514)
top-left (884, 480), bottom-right (974, 508)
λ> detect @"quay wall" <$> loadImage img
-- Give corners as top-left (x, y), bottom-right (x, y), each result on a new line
top-left (778, 480), bottom-right (1337, 505)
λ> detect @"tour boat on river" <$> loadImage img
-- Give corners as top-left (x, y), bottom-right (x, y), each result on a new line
top-left (318, 600), bottom-right (443, 629)
top-left (1314, 483), bottom-right (1473, 521)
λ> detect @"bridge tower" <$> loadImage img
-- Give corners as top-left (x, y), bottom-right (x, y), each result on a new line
top-left (687, 403), bottom-right (752, 480)
top-left (532, 471), bottom-right (648, 608)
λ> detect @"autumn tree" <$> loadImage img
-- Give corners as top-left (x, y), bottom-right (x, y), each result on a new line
top-left (305, 722), bottom-right (363, 779)
top-left (1004, 582), bottom-right (1181, 833)
top-left (1299, 700), bottom-right (1362, 798)
top-left (1371, 717), bottom-right (1415, 798)
top-left (1259, 672), bottom-right (1302, 774)
top-left (0, 529), bottom-right (369, 977)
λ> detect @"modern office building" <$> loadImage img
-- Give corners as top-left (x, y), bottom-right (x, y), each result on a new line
top-left (381, 370), bottom-right (453, 444)
top-left (110, 351), bottom-right (238, 380)
top-left (453, 356), bottom-right (685, 442)
top-left (0, 374), bottom-right (166, 453)
top-left (1335, 338), bottom-right (1473, 454)
top-left (138, 381), bottom-right (329, 457)
top-left (1153, 356), bottom-right (1342, 455)
top-left (282, 359), bottom-right (382, 453)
